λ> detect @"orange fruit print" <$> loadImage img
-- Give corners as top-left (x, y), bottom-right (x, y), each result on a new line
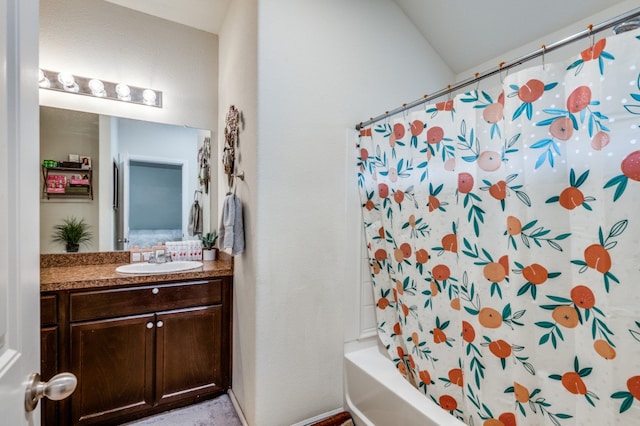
top-left (552, 306), bottom-right (579, 328)
top-left (427, 126), bottom-right (444, 144)
top-left (549, 116), bottom-right (574, 140)
top-left (513, 382), bottom-right (530, 403)
top-left (448, 368), bottom-right (464, 387)
top-left (562, 372), bottom-right (587, 395)
top-left (593, 339), bottom-right (616, 360)
top-left (570, 285), bottom-right (595, 309)
top-left (432, 328), bottom-right (447, 344)
top-left (439, 394), bottom-right (457, 411)
top-left (518, 79), bottom-right (545, 103)
top-left (522, 263), bottom-right (548, 285)
top-left (489, 339), bottom-right (512, 359)
top-left (628, 376), bottom-right (640, 400)
top-left (584, 244), bottom-right (611, 273)
top-left (462, 321), bottom-right (475, 343)
top-left (478, 307), bottom-right (502, 328)
top-left (498, 412), bottom-right (516, 426)
top-left (488, 180), bottom-right (507, 200)
top-left (458, 172), bottom-right (474, 193)
top-left (558, 186), bottom-right (584, 210)
top-left (567, 86), bottom-right (591, 113)
top-left (441, 233), bottom-right (458, 252)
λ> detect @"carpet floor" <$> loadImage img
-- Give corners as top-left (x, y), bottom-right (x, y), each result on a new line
top-left (120, 394), bottom-right (242, 426)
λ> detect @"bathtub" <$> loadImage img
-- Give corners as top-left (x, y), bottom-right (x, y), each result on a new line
top-left (344, 339), bottom-right (466, 426)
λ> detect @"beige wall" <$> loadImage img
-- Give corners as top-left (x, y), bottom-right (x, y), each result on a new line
top-left (39, 0), bottom-right (219, 132)
top-left (40, 107), bottom-right (100, 253)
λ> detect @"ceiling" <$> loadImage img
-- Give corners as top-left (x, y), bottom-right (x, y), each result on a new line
top-left (104, 0), bottom-right (633, 74)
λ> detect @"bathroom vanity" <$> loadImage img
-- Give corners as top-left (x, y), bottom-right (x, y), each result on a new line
top-left (40, 252), bottom-right (233, 425)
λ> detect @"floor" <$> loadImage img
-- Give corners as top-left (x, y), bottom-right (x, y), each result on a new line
top-left (121, 394), bottom-right (242, 426)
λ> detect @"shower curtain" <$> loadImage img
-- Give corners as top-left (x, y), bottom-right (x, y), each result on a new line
top-left (356, 28), bottom-right (640, 425)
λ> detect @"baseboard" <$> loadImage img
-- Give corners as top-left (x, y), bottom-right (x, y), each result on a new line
top-left (290, 407), bottom-right (346, 426)
top-left (227, 388), bottom-right (249, 426)
top-left (227, 388), bottom-right (345, 426)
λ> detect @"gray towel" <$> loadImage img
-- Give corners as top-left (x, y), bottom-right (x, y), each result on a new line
top-left (188, 200), bottom-right (203, 236)
top-left (218, 194), bottom-right (244, 255)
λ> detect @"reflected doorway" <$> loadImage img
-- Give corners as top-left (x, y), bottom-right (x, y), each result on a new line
top-left (116, 154), bottom-right (188, 250)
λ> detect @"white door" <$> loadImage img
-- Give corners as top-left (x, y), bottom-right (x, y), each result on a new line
top-left (0, 0), bottom-right (43, 422)
top-left (118, 152), bottom-right (131, 250)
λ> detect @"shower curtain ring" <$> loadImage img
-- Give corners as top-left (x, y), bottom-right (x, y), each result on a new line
top-left (541, 44), bottom-right (546, 70)
top-left (499, 61), bottom-right (505, 84)
top-left (588, 24), bottom-right (595, 48)
top-left (474, 73), bottom-right (480, 92)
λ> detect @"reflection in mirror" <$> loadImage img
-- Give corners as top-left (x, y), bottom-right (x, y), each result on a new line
top-left (40, 106), bottom-right (213, 254)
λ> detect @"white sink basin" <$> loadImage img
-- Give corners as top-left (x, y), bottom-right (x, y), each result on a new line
top-left (115, 261), bottom-right (203, 275)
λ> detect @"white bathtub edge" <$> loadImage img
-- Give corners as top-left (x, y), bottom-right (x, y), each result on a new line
top-left (344, 344), bottom-right (466, 426)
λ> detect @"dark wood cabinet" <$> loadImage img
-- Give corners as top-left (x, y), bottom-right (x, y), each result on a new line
top-left (41, 276), bottom-right (232, 425)
top-left (40, 294), bottom-right (59, 425)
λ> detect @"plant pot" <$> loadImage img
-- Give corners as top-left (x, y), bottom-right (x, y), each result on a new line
top-left (66, 243), bottom-right (80, 253)
top-left (202, 248), bottom-right (217, 261)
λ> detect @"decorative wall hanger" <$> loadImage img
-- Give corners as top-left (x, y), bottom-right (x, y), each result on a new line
top-left (198, 136), bottom-right (211, 194)
top-left (223, 105), bottom-right (241, 188)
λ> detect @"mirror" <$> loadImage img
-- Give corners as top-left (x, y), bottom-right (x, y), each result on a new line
top-left (40, 106), bottom-right (214, 254)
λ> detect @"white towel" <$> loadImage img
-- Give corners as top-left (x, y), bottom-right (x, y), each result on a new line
top-left (218, 194), bottom-right (244, 256)
top-left (188, 200), bottom-right (203, 236)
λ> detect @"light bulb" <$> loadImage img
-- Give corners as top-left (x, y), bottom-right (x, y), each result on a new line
top-left (88, 79), bottom-right (106, 97)
top-left (57, 72), bottom-right (78, 92)
top-left (115, 83), bottom-right (131, 100)
top-left (38, 69), bottom-right (50, 88)
top-left (142, 89), bottom-right (157, 105)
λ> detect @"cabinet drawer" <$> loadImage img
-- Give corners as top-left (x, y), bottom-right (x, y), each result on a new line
top-left (69, 279), bottom-right (222, 322)
top-left (41, 294), bottom-right (58, 325)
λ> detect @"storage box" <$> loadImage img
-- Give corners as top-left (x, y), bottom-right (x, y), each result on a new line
top-left (46, 175), bottom-right (66, 193)
top-left (61, 161), bottom-right (82, 169)
top-left (70, 178), bottom-right (90, 186)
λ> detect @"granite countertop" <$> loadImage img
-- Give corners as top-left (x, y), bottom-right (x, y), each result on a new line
top-left (40, 251), bottom-right (233, 292)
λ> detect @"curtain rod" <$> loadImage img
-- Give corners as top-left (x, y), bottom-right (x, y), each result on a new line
top-left (355, 7), bottom-right (640, 131)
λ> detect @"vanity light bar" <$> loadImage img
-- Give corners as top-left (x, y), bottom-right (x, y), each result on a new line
top-left (38, 69), bottom-right (163, 108)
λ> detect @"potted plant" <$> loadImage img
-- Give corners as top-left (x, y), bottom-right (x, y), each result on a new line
top-left (200, 231), bottom-right (218, 260)
top-left (52, 216), bottom-right (92, 252)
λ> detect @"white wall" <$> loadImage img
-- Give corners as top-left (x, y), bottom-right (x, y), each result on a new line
top-left (219, 1), bottom-right (453, 425)
top-left (218, 0), bottom-right (258, 424)
top-left (39, 0), bottom-right (219, 131)
top-left (455, 1), bottom-right (640, 89)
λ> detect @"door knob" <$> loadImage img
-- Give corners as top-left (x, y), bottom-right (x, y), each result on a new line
top-left (24, 372), bottom-right (77, 412)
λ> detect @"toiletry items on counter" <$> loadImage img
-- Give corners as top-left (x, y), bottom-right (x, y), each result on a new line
top-left (129, 240), bottom-right (203, 263)
top-left (166, 240), bottom-right (203, 261)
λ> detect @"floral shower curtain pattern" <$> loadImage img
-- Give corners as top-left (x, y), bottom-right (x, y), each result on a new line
top-left (357, 29), bottom-right (640, 425)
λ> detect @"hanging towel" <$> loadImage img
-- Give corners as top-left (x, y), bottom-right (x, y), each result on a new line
top-left (218, 193), bottom-right (244, 256)
top-left (188, 199), bottom-right (203, 236)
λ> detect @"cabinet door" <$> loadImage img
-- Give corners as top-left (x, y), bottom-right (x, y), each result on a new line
top-left (155, 305), bottom-right (223, 405)
top-left (41, 326), bottom-right (58, 426)
top-left (70, 314), bottom-right (155, 425)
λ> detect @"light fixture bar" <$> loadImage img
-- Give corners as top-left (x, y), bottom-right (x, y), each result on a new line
top-left (39, 69), bottom-right (163, 108)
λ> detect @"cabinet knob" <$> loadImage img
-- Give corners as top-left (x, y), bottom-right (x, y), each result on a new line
top-left (157, 320), bottom-right (164, 328)
top-left (152, 288), bottom-right (159, 295)
top-left (25, 372), bottom-right (77, 412)
top-left (146, 322), bottom-right (154, 329)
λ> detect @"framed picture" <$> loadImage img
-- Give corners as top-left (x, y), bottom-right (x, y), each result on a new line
top-left (80, 156), bottom-right (91, 169)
